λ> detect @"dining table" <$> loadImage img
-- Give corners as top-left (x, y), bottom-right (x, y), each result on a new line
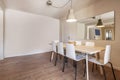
top-left (50, 42), bottom-right (105, 80)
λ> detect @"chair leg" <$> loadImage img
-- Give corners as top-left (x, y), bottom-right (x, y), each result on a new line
top-left (54, 53), bottom-right (58, 66)
top-left (101, 65), bottom-right (106, 80)
top-left (109, 62), bottom-right (116, 80)
top-left (59, 55), bottom-right (62, 60)
top-left (83, 60), bottom-right (86, 77)
top-left (96, 64), bottom-right (98, 70)
top-left (73, 61), bottom-right (77, 80)
top-left (62, 56), bottom-right (66, 72)
top-left (92, 63), bottom-right (94, 72)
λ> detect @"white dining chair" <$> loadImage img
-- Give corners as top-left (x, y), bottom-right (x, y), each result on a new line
top-left (54, 42), bottom-right (65, 66)
top-left (85, 41), bottom-right (95, 46)
top-left (50, 40), bottom-right (59, 62)
top-left (75, 41), bottom-right (82, 46)
top-left (88, 45), bottom-right (116, 80)
top-left (63, 43), bottom-right (85, 80)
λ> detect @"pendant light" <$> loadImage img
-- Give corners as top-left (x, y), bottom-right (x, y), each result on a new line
top-left (66, 0), bottom-right (77, 22)
top-left (96, 19), bottom-right (104, 27)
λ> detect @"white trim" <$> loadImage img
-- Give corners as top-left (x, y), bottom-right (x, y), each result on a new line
top-left (113, 66), bottom-right (120, 71)
top-left (105, 64), bottom-right (120, 71)
top-left (5, 50), bottom-right (51, 58)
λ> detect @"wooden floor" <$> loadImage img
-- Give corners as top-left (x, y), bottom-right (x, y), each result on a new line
top-left (0, 52), bottom-right (120, 80)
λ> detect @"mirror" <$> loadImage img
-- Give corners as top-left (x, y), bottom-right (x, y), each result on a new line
top-left (77, 11), bottom-right (115, 40)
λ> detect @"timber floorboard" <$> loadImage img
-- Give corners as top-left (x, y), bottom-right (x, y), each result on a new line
top-left (0, 52), bottom-right (119, 80)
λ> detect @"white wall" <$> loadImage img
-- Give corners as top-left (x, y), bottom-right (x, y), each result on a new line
top-left (77, 23), bottom-right (86, 40)
top-left (60, 20), bottom-right (77, 42)
top-left (5, 9), bottom-right (59, 57)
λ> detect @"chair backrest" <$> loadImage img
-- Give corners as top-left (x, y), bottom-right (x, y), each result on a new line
top-left (68, 40), bottom-right (75, 45)
top-left (52, 40), bottom-right (59, 52)
top-left (104, 45), bottom-right (111, 64)
top-left (54, 40), bottom-right (59, 43)
top-left (75, 41), bottom-right (82, 46)
top-left (57, 42), bottom-right (64, 55)
top-left (66, 44), bottom-right (76, 60)
top-left (85, 42), bottom-right (95, 46)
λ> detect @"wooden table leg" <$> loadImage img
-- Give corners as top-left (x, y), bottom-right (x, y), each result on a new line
top-left (95, 52), bottom-right (103, 75)
top-left (100, 66), bottom-right (103, 75)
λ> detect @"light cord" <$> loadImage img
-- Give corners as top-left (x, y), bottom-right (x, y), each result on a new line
top-left (50, 0), bottom-right (71, 8)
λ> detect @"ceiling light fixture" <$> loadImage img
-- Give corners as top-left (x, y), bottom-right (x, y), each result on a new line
top-left (66, 0), bottom-right (77, 22)
top-left (96, 19), bottom-right (104, 27)
top-left (46, 0), bottom-right (77, 22)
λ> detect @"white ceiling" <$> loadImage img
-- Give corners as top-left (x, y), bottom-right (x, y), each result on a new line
top-left (3, 0), bottom-right (98, 18)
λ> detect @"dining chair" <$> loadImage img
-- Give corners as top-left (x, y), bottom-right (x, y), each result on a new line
top-left (88, 45), bottom-right (116, 80)
top-left (54, 42), bottom-right (65, 66)
top-left (62, 43), bottom-right (85, 80)
top-left (75, 41), bottom-right (82, 46)
top-left (50, 40), bottom-right (59, 62)
top-left (85, 41), bottom-right (95, 46)
top-left (68, 40), bottom-right (75, 45)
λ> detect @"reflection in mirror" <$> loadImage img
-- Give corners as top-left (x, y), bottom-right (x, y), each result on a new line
top-left (77, 11), bottom-right (115, 40)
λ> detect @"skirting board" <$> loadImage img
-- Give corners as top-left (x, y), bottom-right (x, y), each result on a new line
top-left (100, 62), bottom-right (120, 71)
top-left (4, 49), bottom-right (51, 58)
top-left (113, 66), bottom-right (120, 71)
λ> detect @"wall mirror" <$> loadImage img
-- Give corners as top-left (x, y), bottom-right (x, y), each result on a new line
top-left (77, 11), bottom-right (115, 40)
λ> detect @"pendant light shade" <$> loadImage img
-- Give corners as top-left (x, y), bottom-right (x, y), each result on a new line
top-left (96, 19), bottom-right (104, 27)
top-left (66, 9), bottom-right (77, 22)
top-left (66, 0), bottom-right (77, 22)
